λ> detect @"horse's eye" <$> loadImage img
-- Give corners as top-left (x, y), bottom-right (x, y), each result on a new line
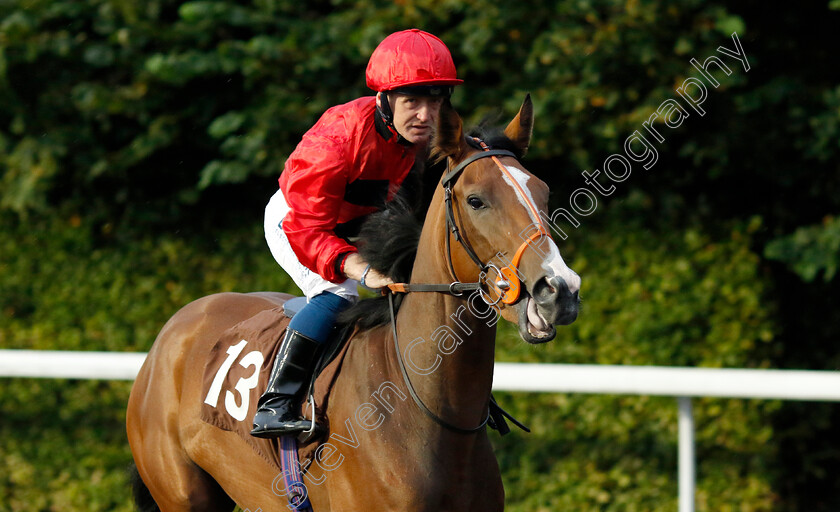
top-left (467, 196), bottom-right (485, 210)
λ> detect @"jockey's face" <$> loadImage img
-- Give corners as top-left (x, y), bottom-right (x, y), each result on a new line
top-left (388, 93), bottom-right (445, 146)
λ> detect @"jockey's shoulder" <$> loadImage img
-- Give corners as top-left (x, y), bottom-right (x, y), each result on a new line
top-left (309, 97), bottom-right (375, 136)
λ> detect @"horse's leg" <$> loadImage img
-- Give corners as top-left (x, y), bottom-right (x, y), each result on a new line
top-left (132, 441), bottom-right (234, 511)
top-left (466, 437), bottom-right (505, 512)
top-left (184, 423), bottom-right (332, 512)
top-left (128, 373), bottom-right (235, 512)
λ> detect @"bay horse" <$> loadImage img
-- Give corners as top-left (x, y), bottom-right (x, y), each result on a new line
top-left (126, 95), bottom-right (580, 512)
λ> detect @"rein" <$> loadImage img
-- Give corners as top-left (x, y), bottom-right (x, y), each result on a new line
top-left (388, 293), bottom-right (491, 434)
top-left (383, 138), bottom-right (549, 434)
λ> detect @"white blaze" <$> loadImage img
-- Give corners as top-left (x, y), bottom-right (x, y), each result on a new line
top-left (500, 164), bottom-right (581, 295)
top-left (542, 242), bottom-right (581, 294)
top-left (500, 165), bottom-right (540, 225)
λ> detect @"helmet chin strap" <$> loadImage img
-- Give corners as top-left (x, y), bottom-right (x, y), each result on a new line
top-left (376, 92), bottom-right (412, 146)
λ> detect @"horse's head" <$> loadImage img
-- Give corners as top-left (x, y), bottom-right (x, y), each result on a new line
top-left (433, 95), bottom-right (581, 344)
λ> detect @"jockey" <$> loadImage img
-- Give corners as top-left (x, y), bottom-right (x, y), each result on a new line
top-left (252, 29), bottom-right (463, 438)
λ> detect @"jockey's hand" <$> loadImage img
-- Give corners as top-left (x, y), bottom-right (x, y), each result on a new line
top-left (343, 252), bottom-right (395, 289)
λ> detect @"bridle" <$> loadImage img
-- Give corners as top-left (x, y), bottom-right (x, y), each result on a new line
top-left (440, 138), bottom-right (551, 305)
top-left (385, 137), bottom-right (551, 434)
top-left (387, 137), bottom-right (551, 304)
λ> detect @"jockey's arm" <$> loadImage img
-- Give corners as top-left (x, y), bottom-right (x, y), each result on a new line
top-left (282, 133), bottom-right (397, 290)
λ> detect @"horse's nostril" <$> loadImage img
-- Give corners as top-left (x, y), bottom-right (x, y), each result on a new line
top-left (533, 276), bottom-right (564, 304)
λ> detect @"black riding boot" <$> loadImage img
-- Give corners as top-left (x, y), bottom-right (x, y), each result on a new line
top-left (250, 329), bottom-right (323, 438)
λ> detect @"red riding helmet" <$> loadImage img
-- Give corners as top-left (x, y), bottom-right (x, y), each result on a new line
top-left (366, 29), bottom-right (464, 93)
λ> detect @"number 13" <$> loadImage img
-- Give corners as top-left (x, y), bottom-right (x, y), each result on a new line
top-left (204, 339), bottom-right (265, 421)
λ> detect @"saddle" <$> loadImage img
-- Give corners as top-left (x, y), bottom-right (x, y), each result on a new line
top-left (199, 297), bottom-right (355, 471)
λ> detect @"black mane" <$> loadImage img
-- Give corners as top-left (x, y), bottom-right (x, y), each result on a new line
top-left (337, 126), bottom-right (520, 330)
top-left (336, 191), bottom-right (422, 329)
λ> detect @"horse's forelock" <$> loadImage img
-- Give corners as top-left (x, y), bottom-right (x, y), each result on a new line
top-left (465, 125), bottom-right (525, 160)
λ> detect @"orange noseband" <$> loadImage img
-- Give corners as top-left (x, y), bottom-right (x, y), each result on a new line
top-left (479, 146), bottom-right (551, 305)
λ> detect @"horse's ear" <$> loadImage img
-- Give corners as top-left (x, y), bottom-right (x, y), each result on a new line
top-left (504, 94), bottom-right (534, 155)
top-left (432, 99), bottom-right (465, 163)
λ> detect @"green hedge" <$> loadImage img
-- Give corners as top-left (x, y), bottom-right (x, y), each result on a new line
top-left (492, 201), bottom-right (779, 511)
top-left (4, 0), bottom-right (839, 235)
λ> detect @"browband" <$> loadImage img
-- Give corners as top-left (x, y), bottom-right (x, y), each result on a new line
top-left (440, 149), bottom-right (517, 187)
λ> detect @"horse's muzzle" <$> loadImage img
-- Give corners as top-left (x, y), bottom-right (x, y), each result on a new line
top-left (515, 275), bottom-right (579, 344)
top-left (532, 275), bottom-right (580, 326)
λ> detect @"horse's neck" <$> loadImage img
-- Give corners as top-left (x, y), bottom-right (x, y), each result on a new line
top-left (393, 186), bottom-right (498, 426)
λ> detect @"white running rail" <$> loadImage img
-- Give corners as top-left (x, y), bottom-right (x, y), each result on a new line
top-left (0, 350), bottom-right (147, 380)
top-left (3, 350), bottom-right (840, 512)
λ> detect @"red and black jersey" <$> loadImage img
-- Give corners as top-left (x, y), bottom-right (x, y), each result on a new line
top-left (278, 96), bottom-right (417, 283)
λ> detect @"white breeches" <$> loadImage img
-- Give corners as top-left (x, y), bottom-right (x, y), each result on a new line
top-left (264, 189), bottom-right (359, 301)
